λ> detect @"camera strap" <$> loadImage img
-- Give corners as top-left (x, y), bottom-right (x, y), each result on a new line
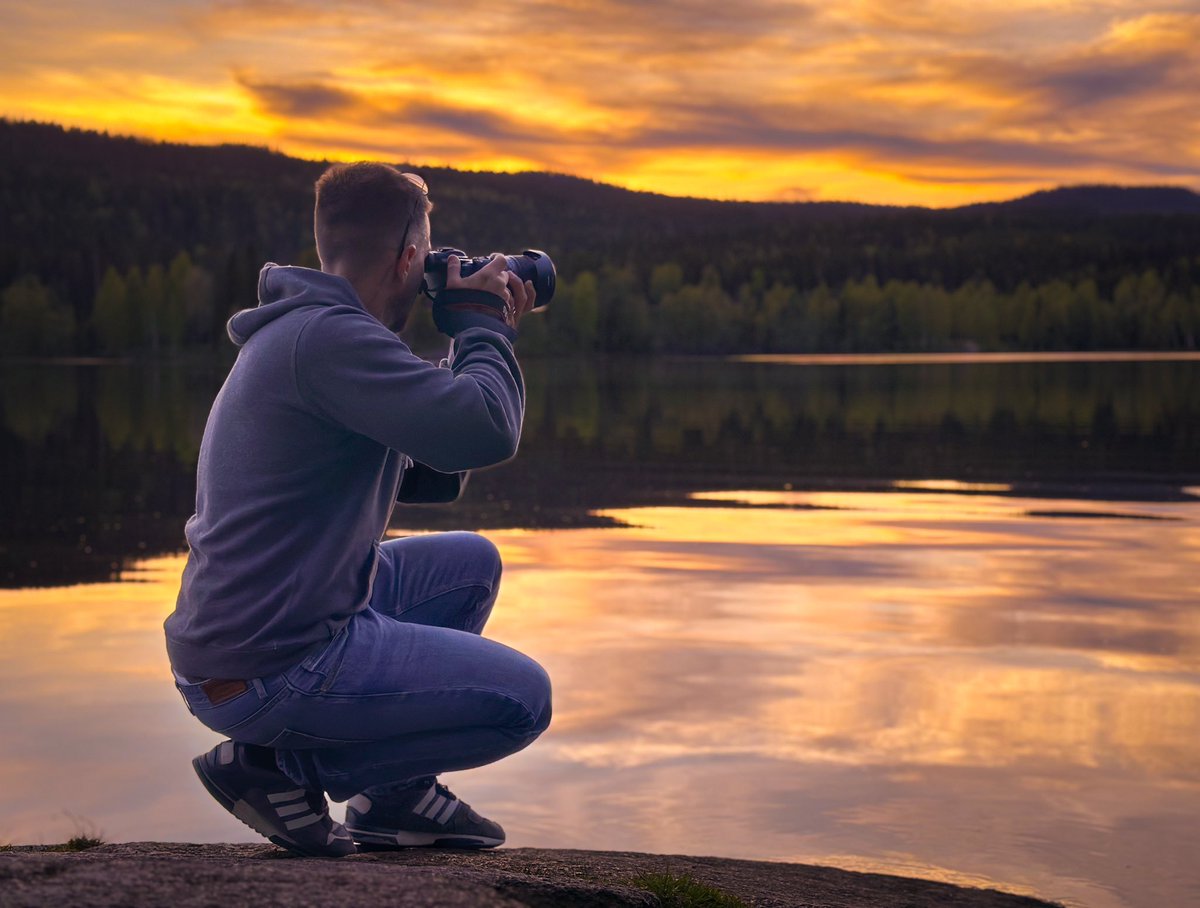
top-left (430, 287), bottom-right (508, 314)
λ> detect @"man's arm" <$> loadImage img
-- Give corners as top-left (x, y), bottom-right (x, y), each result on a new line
top-left (396, 462), bottom-right (469, 503)
top-left (295, 308), bottom-right (524, 473)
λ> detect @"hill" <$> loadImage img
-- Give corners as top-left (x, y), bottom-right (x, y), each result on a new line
top-left (1, 118), bottom-right (1198, 355)
top-left (967, 184), bottom-right (1200, 216)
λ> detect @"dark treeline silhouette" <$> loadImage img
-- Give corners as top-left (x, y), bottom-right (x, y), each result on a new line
top-left (3, 119), bottom-right (1200, 356)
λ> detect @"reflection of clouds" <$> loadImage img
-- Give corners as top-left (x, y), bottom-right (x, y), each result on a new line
top-left (1, 491), bottom-right (1198, 907)
top-left (476, 491), bottom-right (1200, 787)
top-left (0, 555), bottom-right (230, 845)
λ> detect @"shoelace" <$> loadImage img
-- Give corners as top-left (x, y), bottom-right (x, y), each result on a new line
top-left (432, 781), bottom-right (459, 804)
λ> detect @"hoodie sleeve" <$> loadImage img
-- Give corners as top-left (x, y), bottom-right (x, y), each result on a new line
top-left (294, 307), bottom-right (524, 473)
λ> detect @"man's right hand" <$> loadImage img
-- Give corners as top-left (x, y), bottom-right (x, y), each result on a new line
top-left (446, 254), bottom-right (534, 329)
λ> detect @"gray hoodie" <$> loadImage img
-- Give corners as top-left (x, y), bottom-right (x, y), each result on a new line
top-left (164, 264), bottom-right (524, 680)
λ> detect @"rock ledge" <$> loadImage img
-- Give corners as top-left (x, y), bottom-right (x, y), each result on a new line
top-left (0, 843), bottom-right (1062, 907)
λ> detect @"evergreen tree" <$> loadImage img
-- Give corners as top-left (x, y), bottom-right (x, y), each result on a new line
top-left (92, 266), bottom-right (131, 354)
top-left (0, 275), bottom-right (75, 355)
top-left (550, 271), bottom-right (599, 351)
top-left (164, 253), bottom-right (192, 350)
top-left (125, 266), bottom-right (147, 352)
top-left (597, 265), bottom-right (652, 353)
top-left (660, 266), bottom-right (737, 353)
top-left (144, 263), bottom-right (166, 354)
top-left (182, 262), bottom-right (216, 345)
top-left (648, 262), bottom-right (683, 303)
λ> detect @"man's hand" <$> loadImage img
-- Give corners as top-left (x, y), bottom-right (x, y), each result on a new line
top-left (446, 254), bottom-right (535, 329)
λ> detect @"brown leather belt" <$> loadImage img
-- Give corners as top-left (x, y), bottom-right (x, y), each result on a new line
top-left (200, 678), bottom-right (249, 705)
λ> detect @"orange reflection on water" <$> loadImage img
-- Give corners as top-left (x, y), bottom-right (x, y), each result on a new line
top-left (0, 557), bottom-right (184, 688)
top-left (0, 489), bottom-right (1197, 908)
top-left (476, 493), bottom-right (1199, 783)
top-left (474, 490), bottom-right (1199, 908)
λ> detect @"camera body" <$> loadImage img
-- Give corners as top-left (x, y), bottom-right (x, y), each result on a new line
top-left (424, 248), bottom-right (556, 311)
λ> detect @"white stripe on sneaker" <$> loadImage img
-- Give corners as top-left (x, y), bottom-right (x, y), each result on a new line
top-left (267, 789), bottom-right (306, 803)
top-left (284, 813), bottom-right (322, 830)
top-left (413, 785), bottom-right (439, 815)
top-left (434, 799), bottom-right (458, 824)
top-left (275, 802), bottom-right (312, 818)
top-left (422, 795), bottom-right (446, 819)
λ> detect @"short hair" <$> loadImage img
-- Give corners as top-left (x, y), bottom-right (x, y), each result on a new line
top-left (313, 162), bottom-right (431, 272)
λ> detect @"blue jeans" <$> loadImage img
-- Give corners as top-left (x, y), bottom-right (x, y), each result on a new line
top-left (175, 532), bottom-right (552, 801)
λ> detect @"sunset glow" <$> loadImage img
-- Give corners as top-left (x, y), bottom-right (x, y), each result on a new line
top-left (2, 489), bottom-right (1196, 908)
top-left (2, 1), bottom-right (1198, 205)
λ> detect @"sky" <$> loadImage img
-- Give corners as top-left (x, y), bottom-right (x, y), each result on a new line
top-left (1, 0), bottom-right (1198, 206)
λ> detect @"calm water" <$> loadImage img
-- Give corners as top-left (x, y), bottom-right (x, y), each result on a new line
top-left (1, 355), bottom-right (1198, 908)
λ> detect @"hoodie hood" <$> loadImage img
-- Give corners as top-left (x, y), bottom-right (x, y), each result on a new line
top-left (227, 263), bottom-right (364, 346)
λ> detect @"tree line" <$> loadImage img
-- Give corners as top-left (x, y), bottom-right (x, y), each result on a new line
top-left (342, 263), bottom-right (1200, 355)
top-left (4, 253), bottom-right (1198, 357)
top-left (3, 118), bottom-right (1200, 356)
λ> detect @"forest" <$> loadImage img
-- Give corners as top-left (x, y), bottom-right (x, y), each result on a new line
top-left (3, 119), bottom-right (1200, 356)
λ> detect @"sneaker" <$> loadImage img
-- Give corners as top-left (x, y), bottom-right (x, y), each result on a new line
top-left (192, 740), bottom-right (356, 858)
top-left (345, 777), bottom-right (505, 848)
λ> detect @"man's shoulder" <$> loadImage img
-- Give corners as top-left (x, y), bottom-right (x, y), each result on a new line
top-left (294, 303), bottom-right (396, 349)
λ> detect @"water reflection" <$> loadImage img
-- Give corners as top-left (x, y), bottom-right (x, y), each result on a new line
top-left (0, 489), bottom-right (1196, 908)
top-left (2, 357), bottom-right (1199, 588)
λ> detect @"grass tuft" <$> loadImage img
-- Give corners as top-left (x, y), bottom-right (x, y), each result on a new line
top-left (61, 835), bottom-right (105, 851)
top-left (629, 871), bottom-right (748, 908)
top-left (53, 812), bottom-right (106, 851)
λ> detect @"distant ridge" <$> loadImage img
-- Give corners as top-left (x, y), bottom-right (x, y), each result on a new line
top-left (965, 184), bottom-right (1200, 216)
top-left (4, 117), bottom-right (1197, 215)
top-left (4, 116), bottom-right (1200, 333)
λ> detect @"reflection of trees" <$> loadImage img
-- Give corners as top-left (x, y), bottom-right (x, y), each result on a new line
top-left (95, 363), bottom-right (206, 462)
top-left (0, 362), bottom-right (219, 588)
top-left (0, 365), bottom-right (78, 444)
top-left (519, 359), bottom-right (1200, 483)
top-left (2, 358), bottom-right (1198, 588)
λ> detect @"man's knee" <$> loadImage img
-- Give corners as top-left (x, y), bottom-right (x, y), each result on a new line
top-left (514, 657), bottom-right (552, 740)
top-left (447, 531), bottom-right (502, 589)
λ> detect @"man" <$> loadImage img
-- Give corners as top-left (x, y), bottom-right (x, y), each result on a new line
top-left (164, 162), bottom-right (552, 858)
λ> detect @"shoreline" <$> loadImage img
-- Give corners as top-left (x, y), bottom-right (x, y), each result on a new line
top-left (0, 842), bottom-right (1064, 907)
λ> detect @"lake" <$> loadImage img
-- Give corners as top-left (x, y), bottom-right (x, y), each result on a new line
top-left (1, 354), bottom-right (1198, 908)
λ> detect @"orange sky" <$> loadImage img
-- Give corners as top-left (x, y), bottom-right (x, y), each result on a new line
top-left (1, 1), bottom-right (1198, 206)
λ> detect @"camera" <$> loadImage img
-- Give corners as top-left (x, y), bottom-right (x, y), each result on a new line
top-left (424, 248), bottom-right (556, 311)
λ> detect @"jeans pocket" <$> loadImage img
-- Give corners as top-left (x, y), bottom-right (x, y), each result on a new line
top-left (183, 677), bottom-right (288, 739)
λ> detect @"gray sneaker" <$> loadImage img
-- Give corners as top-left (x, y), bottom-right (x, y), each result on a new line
top-left (192, 740), bottom-right (356, 858)
top-left (345, 777), bottom-right (505, 848)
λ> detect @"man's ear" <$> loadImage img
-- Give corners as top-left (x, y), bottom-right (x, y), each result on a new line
top-left (397, 244), bottom-right (419, 281)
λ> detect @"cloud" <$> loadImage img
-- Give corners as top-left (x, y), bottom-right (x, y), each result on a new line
top-left (1034, 57), bottom-right (1177, 109)
top-left (234, 72), bottom-right (559, 146)
top-left (3, 0), bottom-right (1199, 204)
top-left (235, 72), bottom-right (359, 118)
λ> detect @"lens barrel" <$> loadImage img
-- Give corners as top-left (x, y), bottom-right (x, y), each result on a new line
top-left (424, 248), bottom-right (556, 310)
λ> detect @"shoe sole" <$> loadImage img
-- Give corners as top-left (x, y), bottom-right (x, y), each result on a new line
top-left (346, 823), bottom-right (503, 849)
top-left (192, 756), bottom-right (353, 858)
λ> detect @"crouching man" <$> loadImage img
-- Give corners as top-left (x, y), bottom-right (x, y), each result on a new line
top-left (163, 162), bottom-right (552, 857)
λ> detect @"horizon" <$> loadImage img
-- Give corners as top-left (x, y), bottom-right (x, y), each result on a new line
top-left (11, 115), bottom-right (1200, 212)
top-left (2, 2), bottom-right (1198, 208)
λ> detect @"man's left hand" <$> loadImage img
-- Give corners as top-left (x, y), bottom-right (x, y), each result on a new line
top-left (502, 269), bottom-right (537, 329)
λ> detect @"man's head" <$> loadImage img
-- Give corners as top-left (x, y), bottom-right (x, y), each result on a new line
top-left (314, 162), bottom-right (432, 331)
